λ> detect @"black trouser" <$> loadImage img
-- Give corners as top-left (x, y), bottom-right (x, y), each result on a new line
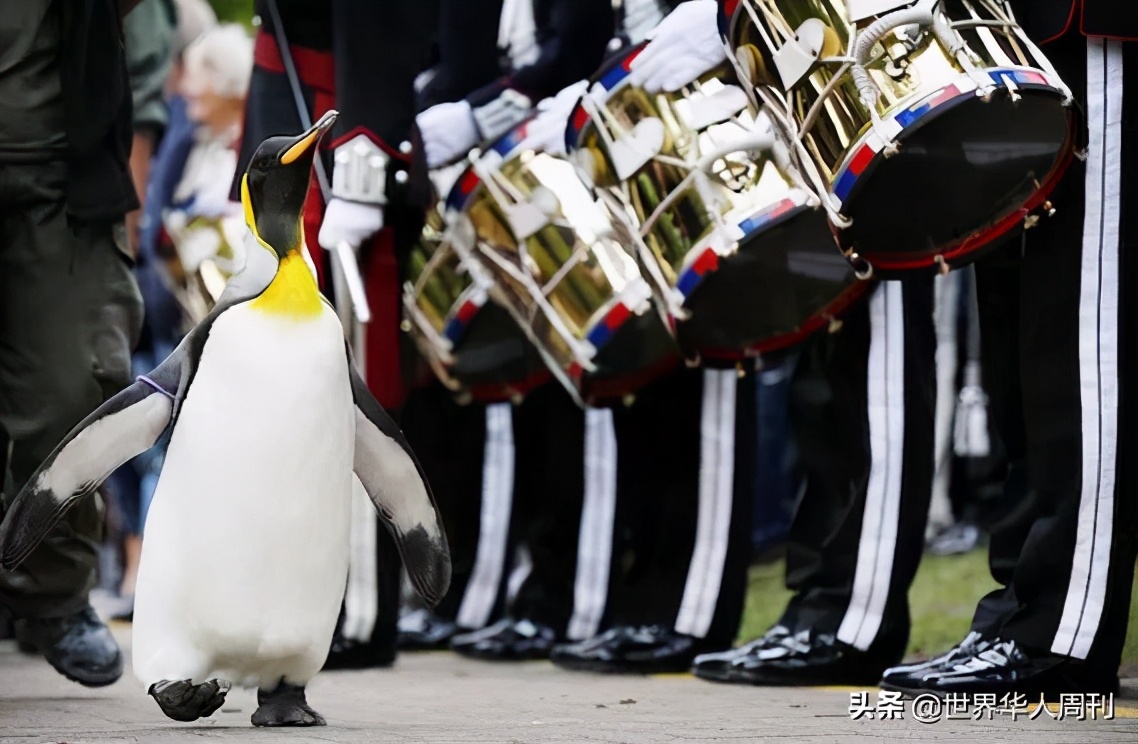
top-left (589, 367), bottom-right (757, 649)
top-left (466, 367), bottom-right (758, 647)
top-left (0, 160), bottom-right (142, 619)
top-left (507, 383), bottom-right (588, 635)
top-left (410, 383), bottom-right (590, 636)
top-left (968, 36), bottom-right (1137, 678)
top-left (778, 279), bottom-right (937, 659)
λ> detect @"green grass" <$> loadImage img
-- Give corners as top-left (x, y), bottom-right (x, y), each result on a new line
top-left (207, 0), bottom-right (255, 27)
top-left (739, 549), bottom-right (1138, 672)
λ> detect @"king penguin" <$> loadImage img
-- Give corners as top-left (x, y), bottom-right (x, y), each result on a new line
top-left (0, 110), bottom-right (450, 727)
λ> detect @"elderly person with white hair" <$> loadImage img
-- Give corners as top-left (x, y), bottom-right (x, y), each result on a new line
top-left (163, 24), bottom-right (255, 300)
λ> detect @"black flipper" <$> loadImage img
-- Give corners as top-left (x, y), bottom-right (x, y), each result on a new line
top-left (0, 361), bottom-right (181, 571)
top-left (346, 356), bottom-right (451, 607)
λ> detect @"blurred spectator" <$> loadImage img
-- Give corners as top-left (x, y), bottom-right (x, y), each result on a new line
top-left (123, 0), bottom-right (177, 256)
top-left (164, 23), bottom-right (254, 299)
top-left (135, 0), bottom-right (218, 330)
top-left (751, 355), bottom-right (799, 561)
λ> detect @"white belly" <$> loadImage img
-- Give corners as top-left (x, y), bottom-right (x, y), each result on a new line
top-left (132, 303), bottom-right (355, 689)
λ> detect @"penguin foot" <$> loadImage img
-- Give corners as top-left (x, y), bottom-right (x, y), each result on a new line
top-left (251, 681), bottom-right (326, 727)
top-left (148, 678), bottom-right (230, 722)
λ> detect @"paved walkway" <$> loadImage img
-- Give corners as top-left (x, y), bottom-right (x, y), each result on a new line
top-left (1, 625), bottom-right (1136, 743)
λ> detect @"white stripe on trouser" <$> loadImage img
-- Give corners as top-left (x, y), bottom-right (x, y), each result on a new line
top-left (674, 369), bottom-right (737, 639)
top-left (1053, 38), bottom-right (1123, 660)
top-left (506, 545), bottom-right (532, 606)
top-left (838, 282), bottom-right (906, 651)
top-left (456, 403), bottom-right (516, 629)
top-left (927, 272), bottom-right (961, 537)
top-left (343, 476), bottom-right (379, 642)
top-left (567, 408), bottom-right (618, 641)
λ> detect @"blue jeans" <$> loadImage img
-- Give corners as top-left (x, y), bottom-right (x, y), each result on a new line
top-left (751, 354), bottom-right (800, 555)
top-left (106, 344), bottom-right (176, 536)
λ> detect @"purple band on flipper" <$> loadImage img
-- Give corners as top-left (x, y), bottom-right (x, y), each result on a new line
top-left (136, 375), bottom-right (176, 400)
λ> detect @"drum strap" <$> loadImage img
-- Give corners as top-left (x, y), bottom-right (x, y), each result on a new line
top-left (953, 267), bottom-right (990, 458)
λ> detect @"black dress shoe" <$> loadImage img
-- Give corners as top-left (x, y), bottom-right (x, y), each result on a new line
top-left (18, 605), bottom-right (123, 687)
top-left (322, 635), bottom-right (396, 670)
top-left (891, 637), bottom-right (1120, 701)
top-left (450, 618), bottom-right (557, 661)
top-left (691, 625), bottom-right (792, 683)
top-left (397, 609), bottom-right (458, 651)
top-left (549, 626), bottom-right (627, 668)
top-left (551, 625), bottom-right (714, 674)
top-left (880, 631), bottom-right (987, 693)
top-left (729, 630), bottom-right (900, 686)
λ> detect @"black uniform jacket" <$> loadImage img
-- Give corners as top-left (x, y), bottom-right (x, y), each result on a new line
top-left (419, 0), bottom-right (614, 110)
top-left (1016, 0), bottom-right (1138, 43)
top-left (253, 0), bottom-right (437, 157)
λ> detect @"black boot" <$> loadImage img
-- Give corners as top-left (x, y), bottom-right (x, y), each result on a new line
top-left (18, 604), bottom-right (123, 687)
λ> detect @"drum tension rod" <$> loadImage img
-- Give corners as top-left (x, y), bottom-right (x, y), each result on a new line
top-left (1024, 200), bottom-right (1057, 230)
top-left (844, 250), bottom-right (875, 281)
top-left (1001, 74), bottom-right (1023, 103)
top-left (884, 41), bottom-right (913, 80)
top-left (1024, 179), bottom-right (1058, 230)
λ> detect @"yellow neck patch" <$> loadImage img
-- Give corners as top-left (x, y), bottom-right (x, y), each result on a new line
top-left (250, 249), bottom-right (324, 318)
top-left (241, 174), bottom-right (322, 319)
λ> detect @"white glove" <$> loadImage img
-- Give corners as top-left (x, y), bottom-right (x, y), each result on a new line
top-left (623, 0), bottom-right (668, 45)
top-left (628, 0), bottom-right (727, 93)
top-left (416, 100), bottom-right (480, 168)
top-left (517, 80), bottom-right (589, 157)
top-left (470, 88), bottom-right (533, 143)
top-left (318, 198), bottom-right (384, 250)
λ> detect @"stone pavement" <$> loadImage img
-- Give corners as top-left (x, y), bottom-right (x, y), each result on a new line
top-left (1, 625), bottom-right (1136, 743)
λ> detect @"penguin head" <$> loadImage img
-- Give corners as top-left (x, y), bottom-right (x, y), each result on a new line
top-left (241, 110), bottom-right (338, 259)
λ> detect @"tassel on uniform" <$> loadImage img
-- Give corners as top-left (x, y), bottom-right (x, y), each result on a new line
top-left (953, 360), bottom-right (990, 458)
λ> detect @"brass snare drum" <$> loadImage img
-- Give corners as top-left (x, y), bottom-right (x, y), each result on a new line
top-left (444, 122), bottom-right (679, 406)
top-left (723, 0), bottom-right (1078, 274)
top-left (567, 45), bottom-right (869, 362)
top-left (404, 204), bottom-right (550, 403)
